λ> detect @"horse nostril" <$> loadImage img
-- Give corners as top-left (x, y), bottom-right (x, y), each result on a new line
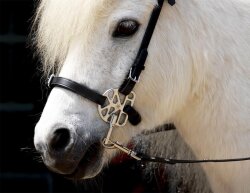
top-left (49, 128), bottom-right (71, 152)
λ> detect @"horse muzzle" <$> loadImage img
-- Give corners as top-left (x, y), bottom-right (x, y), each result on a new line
top-left (34, 127), bottom-right (105, 179)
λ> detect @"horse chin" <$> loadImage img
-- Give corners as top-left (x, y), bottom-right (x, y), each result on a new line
top-left (63, 142), bottom-right (105, 180)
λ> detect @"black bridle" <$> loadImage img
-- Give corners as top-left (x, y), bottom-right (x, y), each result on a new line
top-left (48, 0), bottom-right (169, 126)
top-left (47, 0), bottom-right (250, 165)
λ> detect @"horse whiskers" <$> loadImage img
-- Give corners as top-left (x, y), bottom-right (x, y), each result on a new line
top-left (21, 146), bottom-right (43, 163)
top-left (33, 156), bottom-right (43, 163)
top-left (20, 147), bottom-right (38, 154)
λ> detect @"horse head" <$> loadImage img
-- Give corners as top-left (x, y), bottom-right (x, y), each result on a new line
top-left (33, 0), bottom-right (192, 179)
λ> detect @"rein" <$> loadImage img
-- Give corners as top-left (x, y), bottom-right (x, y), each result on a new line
top-left (106, 140), bottom-right (250, 165)
top-left (47, 0), bottom-right (250, 165)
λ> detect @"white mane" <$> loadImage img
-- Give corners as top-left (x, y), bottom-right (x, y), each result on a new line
top-left (33, 0), bottom-right (113, 76)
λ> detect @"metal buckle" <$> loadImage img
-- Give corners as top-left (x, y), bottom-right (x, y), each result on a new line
top-left (47, 74), bottom-right (55, 88)
top-left (128, 68), bottom-right (140, 83)
top-left (98, 89), bottom-right (136, 127)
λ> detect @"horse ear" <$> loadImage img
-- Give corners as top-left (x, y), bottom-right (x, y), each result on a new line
top-left (168, 0), bottom-right (176, 6)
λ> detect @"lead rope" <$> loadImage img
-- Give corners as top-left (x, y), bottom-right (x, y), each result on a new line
top-left (103, 116), bottom-right (250, 165)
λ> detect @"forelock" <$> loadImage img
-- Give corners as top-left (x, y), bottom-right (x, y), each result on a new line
top-left (32, 0), bottom-right (115, 77)
top-left (31, 0), bottom-right (157, 77)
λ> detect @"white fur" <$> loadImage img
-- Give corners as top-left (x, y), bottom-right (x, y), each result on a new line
top-left (33, 0), bottom-right (250, 192)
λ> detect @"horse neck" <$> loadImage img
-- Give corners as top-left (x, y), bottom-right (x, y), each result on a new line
top-left (165, 0), bottom-right (250, 158)
top-left (175, 56), bottom-right (250, 160)
top-left (174, 77), bottom-right (250, 193)
top-left (155, 1), bottom-right (250, 192)
top-left (174, 84), bottom-right (250, 158)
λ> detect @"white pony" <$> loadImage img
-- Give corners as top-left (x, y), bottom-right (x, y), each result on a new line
top-left (33, 0), bottom-right (250, 193)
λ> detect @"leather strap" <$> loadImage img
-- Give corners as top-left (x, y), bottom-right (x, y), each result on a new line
top-left (48, 76), bottom-right (141, 125)
top-left (119, 0), bottom-right (168, 95)
top-left (119, 49), bottom-right (147, 95)
top-left (49, 76), bottom-right (107, 106)
top-left (123, 105), bottom-right (141, 126)
top-left (138, 154), bottom-right (250, 165)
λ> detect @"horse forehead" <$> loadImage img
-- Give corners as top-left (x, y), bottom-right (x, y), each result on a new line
top-left (35, 0), bottom-right (156, 76)
top-left (38, 0), bottom-right (155, 35)
top-left (41, 0), bottom-right (155, 16)
top-left (38, 0), bottom-right (117, 19)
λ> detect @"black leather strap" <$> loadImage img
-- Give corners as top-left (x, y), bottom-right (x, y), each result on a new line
top-left (123, 105), bottom-right (141, 125)
top-left (119, 0), bottom-right (165, 95)
top-left (119, 49), bottom-right (147, 95)
top-left (49, 76), bottom-right (107, 106)
top-left (48, 76), bottom-right (141, 125)
top-left (138, 153), bottom-right (250, 165)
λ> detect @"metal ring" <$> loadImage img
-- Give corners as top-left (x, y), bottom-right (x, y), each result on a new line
top-left (102, 138), bottom-right (115, 149)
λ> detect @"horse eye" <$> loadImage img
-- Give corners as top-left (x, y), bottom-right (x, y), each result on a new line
top-left (113, 20), bottom-right (140, 38)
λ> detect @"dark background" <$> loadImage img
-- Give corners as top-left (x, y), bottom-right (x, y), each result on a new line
top-left (0, 0), bottom-right (79, 192)
top-left (0, 1), bottom-right (161, 193)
